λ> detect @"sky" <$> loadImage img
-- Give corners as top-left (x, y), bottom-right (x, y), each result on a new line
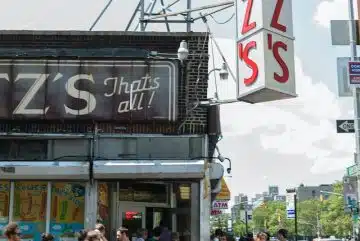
top-left (0, 0), bottom-right (356, 199)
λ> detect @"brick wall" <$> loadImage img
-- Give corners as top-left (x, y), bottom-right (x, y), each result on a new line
top-left (0, 31), bottom-right (209, 134)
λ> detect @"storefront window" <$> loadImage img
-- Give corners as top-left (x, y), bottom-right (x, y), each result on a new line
top-left (13, 181), bottom-right (48, 241)
top-left (50, 183), bottom-right (85, 241)
top-left (97, 183), bottom-right (109, 240)
top-left (97, 183), bottom-right (109, 223)
top-left (0, 181), bottom-right (10, 241)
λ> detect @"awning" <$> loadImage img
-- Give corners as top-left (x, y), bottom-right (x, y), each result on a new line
top-left (214, 177), bottom-right (231, 200)
top-left (93, 159), bottom-right (205, 179)
top-left (0, 161), bottom-right (89, 180)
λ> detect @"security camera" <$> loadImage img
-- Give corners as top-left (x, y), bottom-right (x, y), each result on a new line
top-left (218, 154), bottom-right (225, 162)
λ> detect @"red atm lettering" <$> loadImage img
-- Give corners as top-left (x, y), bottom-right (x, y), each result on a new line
top-left (267, 34), bottom-right (289, 83)
top-left (241, 0), bottom-right (256, 34)
top-left (238, 41), bottom-right (258, 86)
top-left (271, 0), bottom-right (286, 32)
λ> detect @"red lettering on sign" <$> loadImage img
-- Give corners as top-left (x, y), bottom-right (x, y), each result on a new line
top-left (271, 0), bottom-right (286, 32)
top-left (241, 0), bottom-right (256, 34)
top-left (238, 41), bottom-right (258, 86)
top-left (267, 33), bottom-right (289, 83)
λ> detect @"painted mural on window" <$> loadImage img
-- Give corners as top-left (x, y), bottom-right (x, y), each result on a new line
top-left (97, 183), bottom-right (109, 223)
top-left (0, 181), bottom-right (10, 241)
top-left (50, 183), bottom-right (85, 241)
top-left (13, 182), bottom-right (48, 241)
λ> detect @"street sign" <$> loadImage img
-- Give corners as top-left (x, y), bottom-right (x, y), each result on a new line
top-left (331, 20), bottom-right (360, 45)
top-left (349, 62), bottom-right (360, 85)
top-left (337, 57), bottom-right (360, 97)
top-left (286, 193), bottom-right (295, 219)
top-left (212, 200), bottom-right (229, 210)
top-left (347, 164), bottom-right (359, 176)
top-left (343, 176), bottom-right (358, 213)
top-left (336, 119), bottom-right (355, 133)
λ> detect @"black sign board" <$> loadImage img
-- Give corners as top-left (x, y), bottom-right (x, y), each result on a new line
top-left (336, 119), bottom-right (355, 133)
top-left (0, 59), bottom-right (178, 121)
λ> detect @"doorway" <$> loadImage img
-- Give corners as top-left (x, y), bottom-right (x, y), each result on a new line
top-left (117, 202), bottom-right (145, 240)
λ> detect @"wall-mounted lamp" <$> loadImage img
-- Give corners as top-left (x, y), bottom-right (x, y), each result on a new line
top-left (219, 62), bottom-right (229, 81)
top-left (177, 40), bottom-right (189, 62)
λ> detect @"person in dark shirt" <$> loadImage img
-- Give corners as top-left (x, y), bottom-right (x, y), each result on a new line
top-left (149, 227), bottom-right (162, 241)
top-left (159, 220), bottom-right (171, 241)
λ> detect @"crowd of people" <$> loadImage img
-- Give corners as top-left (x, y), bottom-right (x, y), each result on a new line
top-left (211, 228), bottom-right (289, 241)
top-left (2, 221), bottom-right (179, 241)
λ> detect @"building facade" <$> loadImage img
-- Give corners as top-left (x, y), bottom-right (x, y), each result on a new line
top-left (296, 184), bottom-right (333, 202)
top-left (234, 194), bottom-right (248, 205)
top-left (268, 186), bottom-right (279, 197)
top-left (0, 31), bottom-right (220, 241)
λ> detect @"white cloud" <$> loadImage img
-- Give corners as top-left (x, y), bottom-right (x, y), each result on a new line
top-left (209, 38), bottom-right (354, 175)
top-left (314, 0), bottom-right (353, 28)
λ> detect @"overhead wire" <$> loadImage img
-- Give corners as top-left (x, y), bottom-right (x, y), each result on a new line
top-left (209, 12), bottom-right (234, 25)
top-left (89, 0), bottom-right (114, 31)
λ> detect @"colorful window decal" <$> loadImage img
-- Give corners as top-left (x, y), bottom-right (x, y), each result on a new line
top-left (50, 183), bottom-right (85, 241)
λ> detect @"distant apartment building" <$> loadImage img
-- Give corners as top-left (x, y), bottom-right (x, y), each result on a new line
top-left (269, 185), bottom-right (279, 197)
top-left (296, 184), bottom-right (333, 202)
top-left (234, 193), bottom-right (248, 205)
top-left (231, 202), bottom-right (253, 222)
top-left (273, 195), bottom-right (286, 202)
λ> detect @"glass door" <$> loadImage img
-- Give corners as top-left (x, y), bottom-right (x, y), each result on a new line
top-left (118, 202), bottom-right (145, 241)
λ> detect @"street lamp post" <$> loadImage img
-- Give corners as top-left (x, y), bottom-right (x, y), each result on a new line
top-left (234, 201), bottom-right (252, 235)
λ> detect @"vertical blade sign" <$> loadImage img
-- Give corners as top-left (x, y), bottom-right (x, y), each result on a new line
top-left (236, 0), bottom-right (296, 103)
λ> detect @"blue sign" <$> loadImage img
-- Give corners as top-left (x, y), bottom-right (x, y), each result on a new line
top-left (247, 215), bottom-right (252, 220)
top-left (348, 62), bottom-right (360, 84)
top-left (287, 209), bottom-right (295, 219)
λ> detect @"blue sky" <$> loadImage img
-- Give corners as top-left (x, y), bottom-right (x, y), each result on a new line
top-left (0, 0), bottom-right (355, 198)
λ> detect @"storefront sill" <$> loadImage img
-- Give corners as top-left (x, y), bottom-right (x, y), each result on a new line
top-left (93, 159), bottom-right (205, 179)
top-left (0, 162), bottom-right (89, 180)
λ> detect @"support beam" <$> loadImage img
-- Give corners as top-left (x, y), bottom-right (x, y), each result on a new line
top-left (146, 1), bottom-right (234, 20)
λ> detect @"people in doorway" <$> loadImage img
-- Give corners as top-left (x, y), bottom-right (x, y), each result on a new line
top-left (149, 227), bottom-right (162, 241)
top-left (3, 222), bottom-right (21, 241)
top-left (117, 227), bottom-right (130, 241)
top-left (277, 229), bottom-right (288, 241)
top-left (95, 223), bottom-right (108, 241)
top-left (158, 220), bottom-right (171, 241)
top-left (41, 233), bottom-right (54, 241)
top-left (135, 228), bottom-right (148, 241)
